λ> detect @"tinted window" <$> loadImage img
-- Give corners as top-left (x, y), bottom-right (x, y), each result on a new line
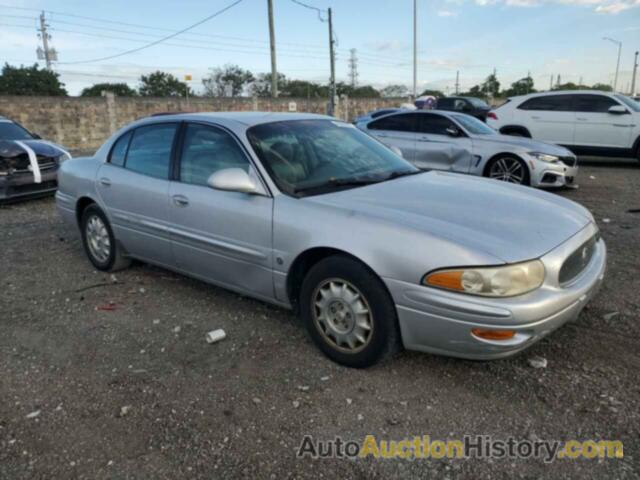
top-left (179, 124), bottom-right (249, 186)
top-left (574, 95), bottom-right (619, 113)
top-left (614, 94), bottom-right (640, 112)
top-left (437, 98), bottom-right (453, 108)
top-left (419, 113), bottom-right (457, 135)
top-left (369, 113), bottom-right (419, 132)
top-left (518, 95), bottom-right (572, 111)
top-left (370, 109), bottom-right (398, 119)
top-left (125, 123), bottom-right (177, 179)
top-left (109, 131), bottom-right (132, 167)
top-left (0, 121), bottom-right (34, 140)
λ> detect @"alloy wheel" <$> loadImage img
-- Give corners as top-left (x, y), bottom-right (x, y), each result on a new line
top-left (489, 157), bottom-right (526, 184)
top-left (85, 214), bottom-right (111, 263)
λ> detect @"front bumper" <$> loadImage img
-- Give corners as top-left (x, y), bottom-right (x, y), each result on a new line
top-left (0, 168), bottom-right (58, 203)
top-left (526, 155), bottom-right (579, 188)
top-left (385, 223), bottom-right (606, 360)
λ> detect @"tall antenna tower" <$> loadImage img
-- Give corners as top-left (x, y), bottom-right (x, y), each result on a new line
top-left (36, 11), bottom-right (58, 69)
top-left (348, 48), bottom-right (358, 88)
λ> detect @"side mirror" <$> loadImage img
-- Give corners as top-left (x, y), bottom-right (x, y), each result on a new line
top-left (389, 145), bottom-right (403, 158)
top-left (608, 105), bottom-right (628, 115)
top-left (445, 126), bottom-right (460, 137)
top-left (207, 168), bottom-right (258, 194)
top-left (31, 132), bottom-right (42, 139)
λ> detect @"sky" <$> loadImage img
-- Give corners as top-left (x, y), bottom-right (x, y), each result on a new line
top-left (0, 0), bottom-right (639, 96)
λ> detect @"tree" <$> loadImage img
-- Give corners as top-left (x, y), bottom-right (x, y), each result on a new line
top-left (418, 88), bottom-right (445, 98)
top-left (282, 79), bottom-right (327, 98)
top-left (80, 82), bottom-right (137, 97)
top-left (0, 63), bottom-right (67, 96)
top-left (459, 85), bottom-right (487, 99)
top-left (502, 76), bottom-right (536, 97)
top-left (139, 71), bottom-right (190, 97)
top-left (590, 83), bottom-right (613, 92)
top-left (380, 84), bottom-right (409, 98)
top-left (334, 82), bottom-right (381, 98)
top-left (202, 64), bottom-right (254, 97)
top-left (482, 73), bottom-right (500, 97)
top-left (251, 72), bottom-right (288, 97)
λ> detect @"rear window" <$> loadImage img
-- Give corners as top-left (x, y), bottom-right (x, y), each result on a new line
top-left (518, 95), bottom-right (573, 111)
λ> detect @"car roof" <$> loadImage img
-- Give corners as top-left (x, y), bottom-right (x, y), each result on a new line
top-left (137, 111), bottom-right (334, 127)
top-left (509, 90), bottom-right (614, 101)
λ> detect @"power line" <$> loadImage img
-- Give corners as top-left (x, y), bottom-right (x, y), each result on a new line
top-left (56, 0), bottom-right (245, 64)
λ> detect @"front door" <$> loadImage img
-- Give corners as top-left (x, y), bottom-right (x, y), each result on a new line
top-left (96, 122), bottom-right (178, 267)
top-left (365, 112), bottom-right (420, 163)
top-left (168, 123), bottom-right (274, 299)
top-left (573, 94), bottom-right (634, 148)
top-left (414, 112), bottom-right (472, 172)
top-left (516, 94), bottom-right (575, 144)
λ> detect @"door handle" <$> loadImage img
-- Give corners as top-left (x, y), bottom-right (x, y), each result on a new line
top-left (531, 116), bottom-right (541, 120)
top-left (172, 195), bottom-right (189, 207)
top-left (99, 177), bottom-right (111, 187)
top-left (417, 135), bottom-right (430, 142)
top-left (576, 117), bottom-right (587, 121)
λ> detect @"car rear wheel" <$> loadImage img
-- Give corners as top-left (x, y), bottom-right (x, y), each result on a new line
top-left (299, 255), bottom-right (401, 368)
top-left (80, 204), bottom-right (131, 271)
top-left (486, 155), bottom-right (530, 186)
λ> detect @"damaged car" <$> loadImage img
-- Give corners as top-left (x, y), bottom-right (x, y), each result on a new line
top-left (0, 116), bottom-right (71, 202)
top-left (356, 110), bottom-right (578, 188)
top-left (56, 112), bottom-right (605, 368)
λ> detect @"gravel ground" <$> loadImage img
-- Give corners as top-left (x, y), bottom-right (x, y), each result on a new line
top-left (1, 158), bottom-right (639, 479)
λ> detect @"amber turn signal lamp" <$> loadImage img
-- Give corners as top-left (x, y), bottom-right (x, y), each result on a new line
top-left (471, 329), bottom-right (516, 341)
top-left (424, 271), bottom-right (463, 291)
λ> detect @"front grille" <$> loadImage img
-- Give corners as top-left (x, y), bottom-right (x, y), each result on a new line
top-left (560, 156), bottom-right (577, 167)
top-left (10, 154), bottom-right (58, 173)
top-left (559, 235), bottom-right (597, 285)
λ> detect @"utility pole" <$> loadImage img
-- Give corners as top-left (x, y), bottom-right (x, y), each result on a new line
top-left (549, 74), bottom-right (553, 91)
top-left (36, 11), bottom-right (57, 70)
top-left (631, 51), bottom-right (638, 96)
top-left (526, 70), bottom-right (531, 94)
top-left (328, 7), bottom-right (336, 116)
top-left (413, 0), bottom-right (417, 99)
top-left (455, 70), bottom-right (459, 95)
top-left (348, 48), bottom-right (358, 88)
top-left (267, 0), bottom-right (278, 98)
top-left (603, 37), bottom-right (622, 93)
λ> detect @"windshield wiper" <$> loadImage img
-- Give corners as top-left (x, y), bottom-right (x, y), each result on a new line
top-left (293, 176), bottom-right (382, 194)
top-left (384, 169), bottom-right (423, 180)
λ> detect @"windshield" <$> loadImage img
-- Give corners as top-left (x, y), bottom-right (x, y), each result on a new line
top-left (467, 98), bottom-right (490, 108)
top-left (452, 114), bottom-right (496, 135)
top-left (614, 94), bottom-right (640, 112)
top-left (0, 121), bottom-right (34, 140)
top-left (247, 119), bottom-right (419, 196)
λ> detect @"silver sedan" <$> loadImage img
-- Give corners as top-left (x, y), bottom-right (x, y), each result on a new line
top-left (356, 110), bottom-right (578, 188)
top-left (56, 112), bottom-right (605, 367)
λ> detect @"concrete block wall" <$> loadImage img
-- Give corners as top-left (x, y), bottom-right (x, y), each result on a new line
top-left (0, 95), bottom-right (405, 150)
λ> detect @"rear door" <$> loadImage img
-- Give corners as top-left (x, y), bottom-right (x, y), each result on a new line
top-left (96, 122), bottom-right (178, 266)
top-left (168, 122), bottom-right (274, 298)
top-left (414, 112), bottom-right (472, 172)
top-left (365, 112), bottom-right (420, 162)
top-left (573, 94), bottom-right (634, 148)
top-left (516, 94), bottom-right (575, 144)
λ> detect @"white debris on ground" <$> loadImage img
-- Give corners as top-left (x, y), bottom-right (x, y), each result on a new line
top-left (528, 356), bottom-right (548, 369)
top-left (205, 329), bottom-right (226, 344)
top-left (25, 410), bottom-right (41, 419)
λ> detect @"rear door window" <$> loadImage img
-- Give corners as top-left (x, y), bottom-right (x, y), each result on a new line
top-left (368, 113), bottom-right (420, 132)
top-left (518, 95), bottom-right (573, 111)
top-left (124, 123), bottom-right (178, 179)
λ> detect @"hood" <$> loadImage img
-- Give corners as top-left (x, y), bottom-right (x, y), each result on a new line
top-left (471, 134), bottom-right (573, 156)
top-left (0, 139), bottom-right (67, 159)
top-left (306, 171), bottom-right (592, 263)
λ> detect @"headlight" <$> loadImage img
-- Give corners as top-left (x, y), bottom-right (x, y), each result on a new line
top-left (0, 158), bottom-right (10, 176)
top-left (423, 260), bottom-right (545, 297)
top-left (528, 152), bottom-right (559, 163)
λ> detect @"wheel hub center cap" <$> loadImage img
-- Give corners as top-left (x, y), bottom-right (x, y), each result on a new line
top-left (326, 300), bottom-right (355, 334)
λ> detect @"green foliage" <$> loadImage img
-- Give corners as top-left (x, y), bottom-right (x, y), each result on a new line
top-left (139, 71), bottom-right (191, 97)
top-left (380, 84), bottom-right (409, 98)
top-left (502, 76), bottom-right (536, 97)
top-left (202, 64), bottom-right (254, 97)
top-left (418, 89), bottom-right (445, 98)
top-left (80, 82), bottom-right (137, 97)
top-left (0, 63), bottom-right (67, 96)
top-left (482, 73), bottom-right (500, 97)
top-left (251, 72), bottom-right (288, 97)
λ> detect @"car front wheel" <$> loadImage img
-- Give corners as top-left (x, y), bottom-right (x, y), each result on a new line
top-left (486, 155), bottom-right (530, 185)
top-left (80, 204), bottom-right (131, 271)
top-left (299, 255), bottom-right (401, 368)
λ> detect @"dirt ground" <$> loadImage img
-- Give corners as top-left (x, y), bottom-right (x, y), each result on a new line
top-left (1, 158), bottom-right (639, 479)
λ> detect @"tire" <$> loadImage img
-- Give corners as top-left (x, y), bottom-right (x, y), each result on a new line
top-left (485, 155), bottom-right (530, 186)
top-left (80, 204), bottom-right (131, 271)
top-left (299, 255), bottom-right (401, 368)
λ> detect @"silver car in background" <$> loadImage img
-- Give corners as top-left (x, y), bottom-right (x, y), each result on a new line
top-left (56, 112), bottom-right (605, 368)
top-left (356, 110), bottom-right (579, 188)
